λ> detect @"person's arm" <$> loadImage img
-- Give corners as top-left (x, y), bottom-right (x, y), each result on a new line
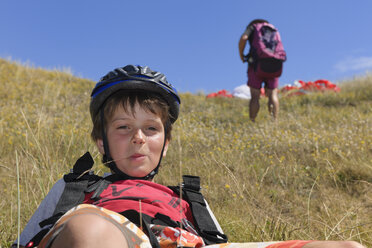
top-left (239, 25), bottom-right (254, 63)
top-left (12, 179), bottom-right (65, 247)
top-left (239, 34), bottom-right (249, 62)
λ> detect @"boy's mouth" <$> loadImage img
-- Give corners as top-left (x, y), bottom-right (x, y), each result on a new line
top-left (130, 153), bottom-right (145, 159)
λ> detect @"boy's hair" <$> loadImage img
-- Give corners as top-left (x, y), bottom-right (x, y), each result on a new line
top-left (91, 90), bottom-right (173, 142)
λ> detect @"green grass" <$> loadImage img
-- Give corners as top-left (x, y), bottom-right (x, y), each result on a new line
top-left (0, 58), bottom-right (371, 247)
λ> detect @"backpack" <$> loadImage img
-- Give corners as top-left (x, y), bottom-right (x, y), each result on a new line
top-left (27, 152), bottom-right (227, 247)
top-left (249, 22), bottom-right (286, 78)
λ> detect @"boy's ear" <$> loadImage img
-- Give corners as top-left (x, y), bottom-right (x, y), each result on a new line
top-left (162, 139), bottom-right (170, 157)
top-left (96, 139), bottom-right (105, 155)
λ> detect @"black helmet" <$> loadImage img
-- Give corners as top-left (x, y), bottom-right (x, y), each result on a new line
top-left (90, 65), bottom-right (180, 123)
top-left (90, 65), bottom-right (180, 180)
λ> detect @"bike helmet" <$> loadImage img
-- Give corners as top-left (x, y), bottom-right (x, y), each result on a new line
top-left (90, 65), bottom-right (180, 124)
top-left (90, 65), bottom-right (181, 180)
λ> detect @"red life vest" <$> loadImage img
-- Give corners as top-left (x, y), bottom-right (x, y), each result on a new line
top-left (29, 153), bottom-right (227, 247)
top-left (84, 179), bottom-right (195, 224)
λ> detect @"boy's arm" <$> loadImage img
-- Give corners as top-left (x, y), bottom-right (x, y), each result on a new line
top-left (13, 178), bottom-right (66, 247)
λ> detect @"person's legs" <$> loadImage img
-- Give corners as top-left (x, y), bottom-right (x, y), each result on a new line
top-left (247, 67), bottom-right (262, 122)
top-left (303, 240), bottom-right (365, 248)
top-left (262, 240), bottom-right (365, 248)
top-left (38, 204), bottom-right (149, 248)
top-left (51, 213), bottom-right (128, 248)
top-left (265, 77), bottom-right (279, 120)
top-left (249, 87), bottom-right (261, 122)
top-left (265, 88), bottom-right (279, 120)
top-left (203, 240), bottom-right (365, 248)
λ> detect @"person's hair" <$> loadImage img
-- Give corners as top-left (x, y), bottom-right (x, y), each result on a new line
top-left (91, 90), bottom-right (173, 142)
top-left (248, 18), bottom-right (269, 27)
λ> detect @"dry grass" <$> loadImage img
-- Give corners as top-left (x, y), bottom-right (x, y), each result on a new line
top-left (0, 58), bottom-right (371, 247)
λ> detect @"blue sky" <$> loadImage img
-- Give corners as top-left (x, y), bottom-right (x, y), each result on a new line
top-left (1, 1), bottom-right (372, 93)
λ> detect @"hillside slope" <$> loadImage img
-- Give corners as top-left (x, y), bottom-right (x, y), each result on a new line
top-left (0, 59), bottom-right (371, 247)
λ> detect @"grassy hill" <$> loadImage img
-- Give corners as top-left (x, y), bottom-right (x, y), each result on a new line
top-left (0, 58), bottom-right (371, 247)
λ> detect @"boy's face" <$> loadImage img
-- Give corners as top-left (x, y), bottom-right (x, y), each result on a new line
top-left (96, 102), bottom-right (169, 178)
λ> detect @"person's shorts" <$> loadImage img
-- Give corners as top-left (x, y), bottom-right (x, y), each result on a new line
top-left (38, 204), bottom-right (313, 248)
top-left (247, 66), bottom-right (280, 90)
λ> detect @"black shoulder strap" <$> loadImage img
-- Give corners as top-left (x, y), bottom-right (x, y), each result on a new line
top-left (39, 152), bottom-right (100, 229)
top-left (178, 175), bottom-right (228, 245)
top-left (27, 152), bottom-right (101, 247)
top-left (52, 152), bottom-right (99, 216)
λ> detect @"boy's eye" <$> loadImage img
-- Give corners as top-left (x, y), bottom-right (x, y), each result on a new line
top-left (148, 126), bottom-right (158, 131)
top-left (118, 125), bottom-right (129, 130)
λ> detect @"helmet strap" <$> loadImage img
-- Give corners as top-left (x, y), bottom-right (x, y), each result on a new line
top-left (100, 105), bottom-right (118, 174)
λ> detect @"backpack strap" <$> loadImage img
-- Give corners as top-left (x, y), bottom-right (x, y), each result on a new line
top-left (175, 175), bottom-right (228, 245)
top-left (86, 173), bottom-right (127, 201)
top-left (40, 152), bottom-right (102, 227)
top-left (26, 152), bottom-right (101, 247)
top-left (51, 152), bottom-right (101, 216)
top-left (121, 210), bottom-right (161, 248)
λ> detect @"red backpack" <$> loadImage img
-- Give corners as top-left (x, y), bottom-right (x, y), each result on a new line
top-left (250, 22), bottom-right (286, 78)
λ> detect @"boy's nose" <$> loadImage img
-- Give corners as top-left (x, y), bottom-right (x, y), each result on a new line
top-left (132, 129), bottom-right (146, 144)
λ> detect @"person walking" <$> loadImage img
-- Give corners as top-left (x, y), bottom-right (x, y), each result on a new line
top-left (239, 19), bottom-right (286, 122)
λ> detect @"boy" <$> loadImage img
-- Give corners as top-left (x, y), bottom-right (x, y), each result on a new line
top-left (14, 65), bottom-right (365, 248)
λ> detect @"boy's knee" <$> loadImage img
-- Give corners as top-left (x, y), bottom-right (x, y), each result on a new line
top-left (63, 214), bottom-right (120, 240)
top-left (51, 213), bottom-right (129, 248)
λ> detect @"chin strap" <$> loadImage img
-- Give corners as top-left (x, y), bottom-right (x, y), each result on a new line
top-left (100, 106), bottom-right (166, 181)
